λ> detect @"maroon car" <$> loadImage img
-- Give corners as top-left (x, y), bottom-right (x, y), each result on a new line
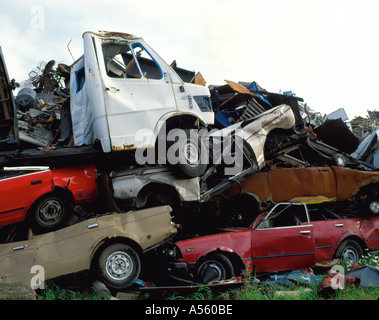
top-left (164, 203), bottom-right (379, 283)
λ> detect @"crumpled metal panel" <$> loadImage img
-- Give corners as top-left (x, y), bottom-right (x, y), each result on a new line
top-left (314, 118), bottom-right (360, 154)
top-left (110, 166), bottom-right (201, 203)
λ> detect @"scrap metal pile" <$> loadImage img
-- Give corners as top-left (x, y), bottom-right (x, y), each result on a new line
top-left (14, 60), bottom-right (70, 148)
top-left (0, 32), bottom-right (378, 297)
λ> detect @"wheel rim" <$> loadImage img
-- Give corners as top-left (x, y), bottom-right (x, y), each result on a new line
top-left (341, 246), bottom-right (359, 265)
top-left (105, 251), bottom-right (133, 281)
top-left (36, 198), bottom-right (64, 226)
top-left (369, 200), bottom-right (379, 214)
top-left (199, 261), bottom-right (226, 282)
top-left (182, 140), bottom-right (199, 167)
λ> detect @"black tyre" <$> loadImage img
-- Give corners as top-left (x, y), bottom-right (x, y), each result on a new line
top-left (145, 190), bottom-right (179, 212)
top-left (196, 253), bottom-right (234, 284)
top-left (28, 192), bottom-right (71, 234)
top-left (167, 129), bottom-right (208, 178)
top-left (335, 239), bottom-right (364, 265)
top-left (97, 243), bottom-right (141, 290)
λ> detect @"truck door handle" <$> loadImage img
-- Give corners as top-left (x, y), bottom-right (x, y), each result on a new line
top-left (335, 223), bottom-right (344, 227)
top-left (105, 87), bottom-right (119, 93)
top-left (299, 230), bottom-right (311, 234)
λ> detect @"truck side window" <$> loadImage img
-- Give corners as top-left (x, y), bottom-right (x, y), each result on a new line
top-left (132, 44), bottom-right (162, 80)
top-left (76, 67), bottom-right (85, 93)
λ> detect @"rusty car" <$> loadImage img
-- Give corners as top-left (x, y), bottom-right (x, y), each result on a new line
top-left (224, 163), bottom-right (379, 218)
top-left (0, 205), bottom-right (177, 290)
top-left (162, 202), bottom-right (379, 284)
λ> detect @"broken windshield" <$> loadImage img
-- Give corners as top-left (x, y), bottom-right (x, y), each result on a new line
top-left (102, 42), bottom-right (162, 80)
top-left (102, 42), bottom-right (141, 78)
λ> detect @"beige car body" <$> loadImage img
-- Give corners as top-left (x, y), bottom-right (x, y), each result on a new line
top-left (0, 205), bottom-right (176, 284)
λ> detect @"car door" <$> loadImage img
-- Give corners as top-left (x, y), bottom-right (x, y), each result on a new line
top-left (0, 239), bottom-right (37, 284)
top-left (251, 203), bottom-right (316, 272)
top-left (269, 166), bottom-right (336, 203)
top-left (86, 33), bottom-right (177, 151)
top-left (0, 169), bottom-right (52, 227)
top-left (308, 207), bottom-right (347, 260)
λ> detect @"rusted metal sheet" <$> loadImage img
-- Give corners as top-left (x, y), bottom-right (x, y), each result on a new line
top-left (226, 164), bottom-right (379, 206)
top-left (224, 80), bottom-right (254, 96)
top-left (333, 166), bottom-right (379, 200)
top-left (195, 72), bottom-right (206, 86)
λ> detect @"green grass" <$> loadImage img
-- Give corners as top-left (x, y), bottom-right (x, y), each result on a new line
top-left (175, 252), bottom-right (379, 301)
top-left (37, 252), bottom-right (379, 300)
top-left (37, 281), bottom-right (101, 300)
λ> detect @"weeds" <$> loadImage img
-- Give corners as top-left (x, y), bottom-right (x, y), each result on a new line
top-left (37, 252), bottom-right (379, 300)
top-left (37, 280), bottom-right (100, 300)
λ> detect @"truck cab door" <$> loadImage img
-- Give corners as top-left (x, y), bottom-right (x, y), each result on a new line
top-left (0, 47), bottom-right (19, 154)
top-left (86, 33), bottom-right (177, 152)
top-left (251, 203), bottom-right (316, 272)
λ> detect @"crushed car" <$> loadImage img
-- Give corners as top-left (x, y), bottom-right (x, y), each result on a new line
top-left (107, 104), bottom-right (297, 212)
top-left (162, 202), bottom-right (379, 284)
top-left (224, 163), bottom-right (379, 218)
top-left (0, 164), bottom-right (98, 234)
top-left (0, 205), bottom-right (177, 290)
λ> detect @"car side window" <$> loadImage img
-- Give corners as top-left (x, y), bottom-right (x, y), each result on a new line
top-left (258, 204), bottom-right (309, 229)
top-left (308, 207), bottom-right (342, 221)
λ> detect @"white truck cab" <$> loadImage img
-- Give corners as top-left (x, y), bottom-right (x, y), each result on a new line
top-left (70, 31), bottom-right (214, 177)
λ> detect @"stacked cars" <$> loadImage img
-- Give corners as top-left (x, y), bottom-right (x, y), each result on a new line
top-left (0, 32), bottom-right (378, 291)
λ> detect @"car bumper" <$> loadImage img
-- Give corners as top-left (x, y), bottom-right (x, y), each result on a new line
top-left (165, 261), bottom-right (189, 278)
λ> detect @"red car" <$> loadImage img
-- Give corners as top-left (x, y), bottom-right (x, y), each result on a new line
top-left (0, 164), bottom-right (98, 233)
top-left (164, 203), bottom-right (379, 283)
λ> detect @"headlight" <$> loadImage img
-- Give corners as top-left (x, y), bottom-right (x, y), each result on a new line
top-left (161, 244), bottom-right (182, 259)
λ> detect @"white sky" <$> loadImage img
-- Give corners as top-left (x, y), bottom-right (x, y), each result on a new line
top-left (1, 0), bottom-right (379, 120)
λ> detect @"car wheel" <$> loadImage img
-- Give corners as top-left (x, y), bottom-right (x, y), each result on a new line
top-left (197, 253), bottom-right (234, 284)
top-left (97, 243), bottom-right (141, 290)
top-left (28, 192), bottom-right (71, 234)
top-left (167, 129), bottom-right (208, 178)
top-left (335, 239), bottom-right (363, 266)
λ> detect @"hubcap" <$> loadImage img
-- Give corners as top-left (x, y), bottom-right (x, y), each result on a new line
top-left (199, 261), bottom-right (225, 282)
top-left (341, 247), bottom-right (359, 265)
top-left (105, 251), bottom-right (133, 281)
top-left (183, 141), bottom-right (199, 167)
top-left (37, 199), bottom-right (63, 226)
top-left (369, 201), bottom-right (379, 214)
